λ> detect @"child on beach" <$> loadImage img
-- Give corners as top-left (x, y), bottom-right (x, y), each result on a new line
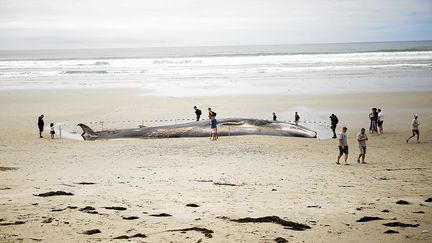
top-left (50, 123), bottom-right (55, 139)
top-left (356, 128), bottom-right (368, 163)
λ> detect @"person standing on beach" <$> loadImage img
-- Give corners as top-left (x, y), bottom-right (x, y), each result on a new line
top-left (336, 126), bottom-right (349, 165)
top-left (377, 108), bottom-right (384, 134)
top-left (208, 107), bottom-right (213, 119)
top-left (50, 123), bottom-right (55, 139)
top-left (194, 106), bottom-right (202, 121)
top-left (371, 108), bottom-right (378, 133)
top-left (406, 114), bottom-right (420, 143)
top-left (38, 114), bottom-right (44, 138)
top-left (294, 112), bottom-right (300, 125)
top-left (356, 128), bottom-right (368, 163)
top-left (273, 112), bottom-right (277, 121)
top-left (210, 112), bottom-right (218, 141)
top-left (329, 114), bottom-right (339, 139)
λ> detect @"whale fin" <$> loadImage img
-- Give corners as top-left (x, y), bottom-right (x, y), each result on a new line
top-left (77, 123), bottom-right (98, 140)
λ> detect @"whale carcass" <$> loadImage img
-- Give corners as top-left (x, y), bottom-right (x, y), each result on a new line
top-left (77, 118), bottom-right (317, 140)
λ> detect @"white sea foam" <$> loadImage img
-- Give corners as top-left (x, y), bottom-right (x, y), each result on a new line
top-left (0, 43), bottom-right (431, 95)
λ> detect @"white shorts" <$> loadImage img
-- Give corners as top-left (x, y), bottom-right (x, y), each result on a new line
top-left (211, 128), bottom-right (217, 133)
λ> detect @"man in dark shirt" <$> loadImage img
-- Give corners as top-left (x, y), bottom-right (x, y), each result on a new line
top-left (194, 106), bottom-right (202, 121)
top-left (371, 108), bottom-right (378, 133)
top-left (329, 114), bottom-right (339, 138)
top-left (294, 112), bottom-right (300, 125)
top-left (273, 112), bottom-right (277, 121)
top-left (38, 114), bottom-right (44, 138)
top-left (210, 113), bottom-right (218, 141)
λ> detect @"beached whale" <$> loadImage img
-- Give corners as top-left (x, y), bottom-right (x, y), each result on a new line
top-left (77, 118), bottom-right (317, 140)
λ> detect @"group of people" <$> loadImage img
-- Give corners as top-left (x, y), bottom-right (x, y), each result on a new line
top-left (335, 112), bottom-right (421, 165)
top-left (369, 108), bottom-right (384, 134)
top-left (272, 112), bottom-right (300, 125)
top-left (37, 114), bottom-right (55, 139)
top-left (193, 106), bottom-right (218, 141)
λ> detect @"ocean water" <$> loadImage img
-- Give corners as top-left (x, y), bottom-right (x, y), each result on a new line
top-left (0, 41), bottom-right (431, 96)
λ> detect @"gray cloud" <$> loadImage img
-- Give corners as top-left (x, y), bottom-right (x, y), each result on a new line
top-left (0, 0), bottom-right (431, 49)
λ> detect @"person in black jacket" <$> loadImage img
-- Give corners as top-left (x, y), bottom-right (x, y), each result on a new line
top-left (194, 106), bottom-right (202, 121)
top-left (38, 114), bottom-right (44, 138)
top-left (330, 114), bottom-right (339, 139)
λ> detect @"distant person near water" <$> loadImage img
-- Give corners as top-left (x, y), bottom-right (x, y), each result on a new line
top-left (378, 108), bottom-right (384, 134)
top-left (50, 123), bottom-right (55, 139)
top-left (273, 112), bottom-right (277, 121)
top-left (356, 128), bottom-right (368, 164)
top-left (406, 114), bottom-right (420, 143)
top-left (329, 114), bottom-right (339, 139)
top-left (210, 112), bottom-right (218, 141)
top-left (194, 106), bottom-right (202, 121)
top-left (336, 126), bottom-right (349, 165)
top-left (38, 114), bottom-right (44, 138)
top-left (294, 112), bottom-right (300, 125)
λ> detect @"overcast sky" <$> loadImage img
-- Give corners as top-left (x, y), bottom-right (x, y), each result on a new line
top-left (0, 0), bottom-right (431, 50)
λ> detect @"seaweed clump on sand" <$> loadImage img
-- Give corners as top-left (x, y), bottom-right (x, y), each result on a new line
top-left (113, 233), bottom-right (146, 239)
top-left (230, 216), bottom-right (311, 231)
top-left (34, 191), bottom-right (74, 197)
top-left (383, 222), bottom-right (420, 228)
top-left (356, 216), bottom-right (384, 222)
top-left (168, 227), bottom-right (214, 238)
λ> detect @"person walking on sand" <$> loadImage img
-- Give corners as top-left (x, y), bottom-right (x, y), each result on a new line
top-left (378, 108), bottom-right (384, 134)
top-left (294, 112), bottom-right (300, 125)
top-left (406, 114), bottom-right (420, 143)
top-left (50, 123), bottom-right (55, 139)
top-left (194, 106), bottom-right (202, 121)
top-left (38, 114), bottom-right (45, 138)
top-left (329, 114), bottom-right (339, 139)
top-left (336, 126), bottom-right (349, 165)
top-left (273, 112), bottom-right (277, 121)
top-left (356, 128), bottom-right (368, 164)
top-left (210, 112), bottom-right (218, 141)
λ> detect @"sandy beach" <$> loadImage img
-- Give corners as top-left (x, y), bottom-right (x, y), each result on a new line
top-left (0, 89), bottom-right (431, 242)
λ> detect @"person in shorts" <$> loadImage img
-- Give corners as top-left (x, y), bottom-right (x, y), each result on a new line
top-left (210, 112), bottom-right (218, 141)
top-left (50, 123), bottom-right (55, 139)
top-left (406, 114), bottom-right (420, 143)
top-left (337, 126), bottom-right (349, 165)
top-left (356, 128), bottom-right (368, 163)
top-left (377, 108), bottom-right (384, 134)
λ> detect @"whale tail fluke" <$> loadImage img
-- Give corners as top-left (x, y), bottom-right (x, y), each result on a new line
top-left (77, 123), bottom-right (98, 140)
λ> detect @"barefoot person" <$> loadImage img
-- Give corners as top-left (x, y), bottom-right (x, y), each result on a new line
top-left (329, 114), bottom-right (339, 139)
top-left (210, 112), bottom-right (218, 141)
top-left (38, 114), bottom-right (45, 138)
top-left (337, 126), bottom-right (349, 165)
top-left (356, 128), bottom-right (368, 163)
top-left (406, 114), bottom-right (420, 143)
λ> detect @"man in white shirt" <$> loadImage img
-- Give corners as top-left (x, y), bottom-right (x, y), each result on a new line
top-left (377, 108), bottom-right (384, 134)
top-left (406, 114), bottom-right (420, 143)
top-left (336, 126), bottom-right (349, 165)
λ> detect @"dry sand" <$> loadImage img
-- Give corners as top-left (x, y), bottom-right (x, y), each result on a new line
top-left (0, 89), bottom-right (431, 242)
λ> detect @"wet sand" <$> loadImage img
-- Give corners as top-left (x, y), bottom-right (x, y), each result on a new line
top-left (0, 89), bottom-right (431, 242)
